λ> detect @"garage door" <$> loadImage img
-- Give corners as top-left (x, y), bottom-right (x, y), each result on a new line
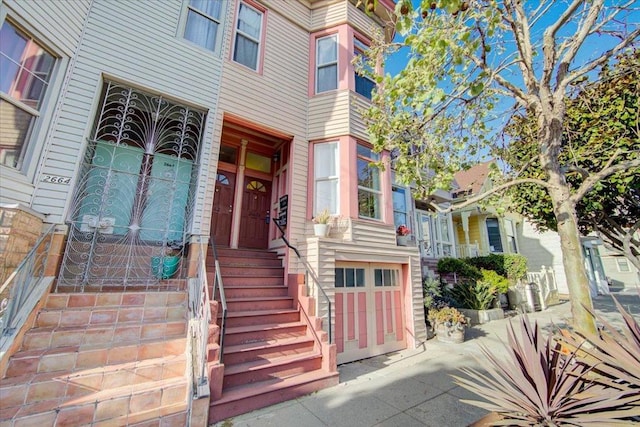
top-left (334, 263), bottom-right (405, 364)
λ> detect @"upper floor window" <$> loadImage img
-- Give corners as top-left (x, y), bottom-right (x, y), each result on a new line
top-left (353, 37), bottom-right (375, 99)
top-left (0, 20), bottom-right (55, 169)
top-left (357, 144), bottom-right (381, 220)
top-left (184, 0), bottom-right (223, 52)
top-left (233, 2), bottom-right (263, 71)
top-left (314, 142), bottom-right (339, 215)
top-left (616, 258), bottom-right (630, 273)
top-left (316, 34), bottom-right (338, 93)
top-left (486, 218), bottom-right (504, 253)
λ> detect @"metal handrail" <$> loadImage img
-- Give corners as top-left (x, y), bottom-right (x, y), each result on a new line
top-left (273, 219), bottom-right (332, 344)
top-left (209, 237), bottom-right (227, 363)
top-left (1, 224), bottom-right (55, 336)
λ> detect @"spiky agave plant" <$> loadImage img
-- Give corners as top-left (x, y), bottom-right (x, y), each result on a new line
top-left (453, 314), bottom-right (640, 426)
top-left (557, 295), bottom-right (640, 400)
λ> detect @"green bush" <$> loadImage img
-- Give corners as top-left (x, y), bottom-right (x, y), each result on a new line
top-left (436, 257), bottom-right (481, 280)
top-left (464, 253), bottom-right (527, 284)
top-left (478, 269), bottom-right (509, 294)
top-left (446, 279), bottom-right (497, 310)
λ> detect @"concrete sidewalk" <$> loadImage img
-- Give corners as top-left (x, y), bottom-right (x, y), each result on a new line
top-left (212, 293), bottom-right (638, 427)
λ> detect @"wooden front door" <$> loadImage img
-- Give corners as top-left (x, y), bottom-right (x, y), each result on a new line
top-left (211, 172), bottom-right (236, 246)
top-left (238, 177), bottom-right (271, 249)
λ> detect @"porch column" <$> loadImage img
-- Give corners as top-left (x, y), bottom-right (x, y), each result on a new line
top-left (230, 140), bottom-right (248, 249)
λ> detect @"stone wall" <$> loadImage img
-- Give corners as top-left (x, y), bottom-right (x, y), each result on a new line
top-left (0, 205), bottom-right (44, 301)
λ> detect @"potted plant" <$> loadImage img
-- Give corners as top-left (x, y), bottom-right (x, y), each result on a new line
top-left (151, 241), bottom-right (182, 279)
top-left (428, 306), bottom-right (468, 343)
top-left (396, 224), bottom-right (410, 246)
top-left (312, 208), bottom-right (331, 237)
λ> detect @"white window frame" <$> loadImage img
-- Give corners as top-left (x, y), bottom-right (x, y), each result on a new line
top-left (616, 258), bottom-right (631, 273)
top-left (182, 0), bottom-right (224, 53)
top-left (357, 143), bottom-right (382, 220)
top-left (314, 141), bottom-right (339, 216)
top-left (315, 34), bottom-right (338, 94)
top-left (0, 17), bottom-right (59, 176)
top-left (232, 1), bottom-right (264, 71)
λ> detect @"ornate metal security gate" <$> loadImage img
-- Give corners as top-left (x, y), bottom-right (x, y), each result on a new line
top-left (58, 81), bottom-right (205, 289)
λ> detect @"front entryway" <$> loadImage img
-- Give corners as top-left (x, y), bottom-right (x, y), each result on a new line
top-left (334, 263), bottom-right (406, 364)
top-left (238, 177), bottom-right (271, 249)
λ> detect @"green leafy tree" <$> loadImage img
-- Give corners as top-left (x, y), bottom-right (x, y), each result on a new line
top-left (504, 50), bottom-right (640, 271)
top-left (361, 0), bottom-right (640, 334)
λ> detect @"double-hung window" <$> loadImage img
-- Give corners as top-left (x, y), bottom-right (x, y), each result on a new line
top-left (353, 37), bottom-right (375, 99)
top-left (0, 20), bottom-right (55, 170)
top-left (233, 2), bottom-right (263, 70)
top-left (486, 218), bottom-right (503, 253)
top-left (183, 0), bottom-right (223, 52)
top-left (357, 144), bottom-right (381, 220)
top-left (392, 186), bottom-right (408, 229)
top-left (314, 142), bottom-right (339, 215)
top-left (316, 34), bottom-right (338, 93)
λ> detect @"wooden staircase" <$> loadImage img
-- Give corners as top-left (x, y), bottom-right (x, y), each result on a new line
top-left (208, 248), bottom-right (338, 423)
top-left (0, 290), bottom-right (190, 426)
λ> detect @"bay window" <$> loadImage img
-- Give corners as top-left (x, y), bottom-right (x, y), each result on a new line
top-left (353, 37), bottom-right (375, 99)
top-left (316, 34), bottom-right (338, 93)
top-left (357, 144), bottom-right (381, 220)
top-left (314, 142), bottom-right (339, 215)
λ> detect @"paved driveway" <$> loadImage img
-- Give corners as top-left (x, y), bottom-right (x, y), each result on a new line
top-left (213, 292), bottom-right (639, 427)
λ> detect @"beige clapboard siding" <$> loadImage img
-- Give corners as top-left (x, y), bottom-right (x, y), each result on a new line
top-left (351, 219), bottom-right (397, 246)
top-left (349, 92), bottom-right (371, 141)
top-left (263, 0), bottom-right (311, 30)
top-left (4, 0), bottom-right (90, 56)
top-left (346, 1), bottom-right (380, 39)
top-left (31, 0), bottom-right (226, 228)
top-left (518, 220), bottom-right (569, 294)
top-left (285, 136), bottom-right (311, 248)
top-left (308, 91), bottom-right (351, 140)
top-left (218, 10), bottom-right (308, 136)
top-left (310, 1), bottom-right (348, 31)
top-left (408, 253), bottom-right (427, 342)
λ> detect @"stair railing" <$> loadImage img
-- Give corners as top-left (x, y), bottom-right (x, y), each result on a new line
top-left (1, 224), bottom-right (55, 337)
top-left (273, 219), bottom-right (332, 344)
top-left (188, 238), bottom-right (211, 399)
top-left (209, 237), bottom-right (227, 363)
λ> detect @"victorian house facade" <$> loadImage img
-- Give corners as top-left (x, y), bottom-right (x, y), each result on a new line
top-left (0, 0), bottom-right (438, 424)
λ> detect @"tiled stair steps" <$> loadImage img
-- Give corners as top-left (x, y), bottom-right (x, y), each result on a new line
top-left (0, 291), bottom-right (190, 426)
top-left (207, 248), bottom-right (339, 423)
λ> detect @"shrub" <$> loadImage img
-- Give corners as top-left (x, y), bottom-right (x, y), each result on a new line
top-left (428, 306), bottom-right (468, 327)
top-left (465, 253), bottom-right (527, 284)
top-left (446, 279), bottom-right (497, 310)
top-left (436, 257), bottom-right (481, 280)
top-left (478, 268), bottom-right (509, 294)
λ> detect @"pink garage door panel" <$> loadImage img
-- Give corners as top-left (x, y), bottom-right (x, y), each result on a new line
top-left (394, 290), bottom-right (403, 341)
top-left (335, 293), bottom-right (344, 353)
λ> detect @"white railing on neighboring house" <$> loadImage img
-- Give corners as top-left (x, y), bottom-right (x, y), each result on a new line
top-left (455, 243), bottom-right (481, 258)
top-left (526, 265), bottom-right (558, 311)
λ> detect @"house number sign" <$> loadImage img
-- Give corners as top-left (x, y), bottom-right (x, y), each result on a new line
top-left (41, 175), bottom-right (71, 185)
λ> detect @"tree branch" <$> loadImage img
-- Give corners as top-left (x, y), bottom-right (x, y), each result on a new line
top-left (431, 178), bottom-right (552, 213)
top-left (571, 158), bottom-right (640, 204)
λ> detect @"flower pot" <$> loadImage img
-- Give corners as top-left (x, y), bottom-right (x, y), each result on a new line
top-left (435, 322), bottom-right (465, 343)
top-left (151, 255), bottom-right (181, 279)
top-left (313, 223), bottom-right (329, 237)
top-left (396, 235), bottom-right (409, 246)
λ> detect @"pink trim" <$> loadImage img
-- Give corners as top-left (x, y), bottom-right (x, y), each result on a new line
top-left (335, 293), bottom-right (344, 353)
top-left (375, 291), bottom-right (384, 345)
top-left (347, 292), bottom-right (355, 341)
top-left (230, 0), bottom-right (267, 75)
top-left (309, 24), bottom-right (350, 97)
top-left (394, 290), bottom-right (403, 341)
top-left (385, 291), bottom-right (393, 334)
top-left (358, 292), bottom-right (367, 349)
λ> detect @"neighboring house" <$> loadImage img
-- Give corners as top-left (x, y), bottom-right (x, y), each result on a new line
top-left (598, 244), bottom-right (640, 291)
top-left (0, 0), bottom-right (434, 424)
